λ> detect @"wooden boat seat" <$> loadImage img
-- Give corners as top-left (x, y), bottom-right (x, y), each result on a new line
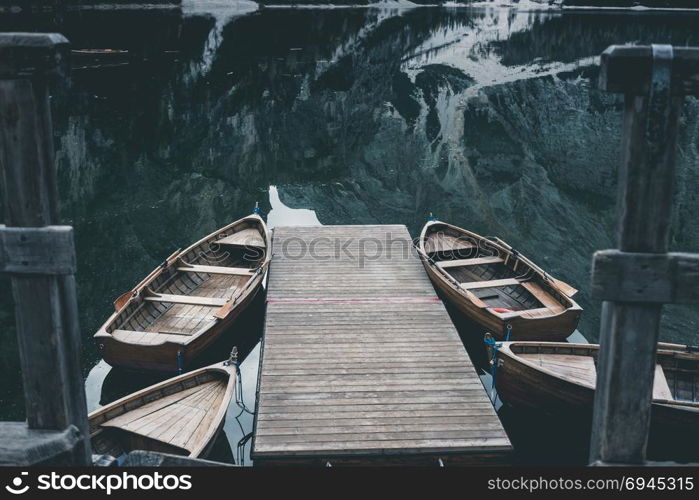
top-left (461, 278), bottom-right (520, 290)
top-left (99, 379), bottom-right (227, 453)
top-left (425, 233), bottom-right (477, 254)
top-left (653, 365), bottom-right (673, 400)
top-left (552, 279), bottom-right (578, 298)
top-left (521, 281), bottom-right (565, 314)
top-left (518, 307), bottom-right (554, 319)
top-left (216, 228), bottom-right (265, 248)
top-left (521, 353), bottom-right (675, 399)
top-left (177, 264), bottom-right (256, 276)
top-left (113, 328), bottom-right (191, 339)
top-left (111, 329), bottom-right (205, 346)
top-left (114, 429), bottom-right (189, 457)
top-left (144, 292), bottom-right (227, 307)
top-left (520, 353), bottom-right (597, 386)
top-left (437, 256), bottom-right (504, 269)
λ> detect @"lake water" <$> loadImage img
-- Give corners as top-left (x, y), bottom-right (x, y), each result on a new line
top-left (1, 2), bottom-right (698, 465)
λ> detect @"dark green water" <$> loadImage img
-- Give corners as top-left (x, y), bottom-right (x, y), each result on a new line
top-left (1, 3), bottom-right (698, 464)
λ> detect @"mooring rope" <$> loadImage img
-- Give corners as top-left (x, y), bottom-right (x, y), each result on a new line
top-left (236, 432), bottom-right (253, 467)
top-left (483, 334), bottom-right (499, 393)
top-left (231, 354), bottom-right (255, 466)
top-left (483, 325), bottom-right (511, 403)
top-left (176, 350), bottom-right (183, 375)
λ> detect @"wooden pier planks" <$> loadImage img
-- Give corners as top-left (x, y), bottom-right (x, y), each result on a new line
top-left (252, 225), bottom-right (511, 465)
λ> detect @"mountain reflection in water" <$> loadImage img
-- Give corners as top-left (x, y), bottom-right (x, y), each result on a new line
top-left (0, 4), bottom-right (698, 464)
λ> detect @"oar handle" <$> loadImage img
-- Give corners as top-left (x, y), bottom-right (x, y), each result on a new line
top-left (113, 248), bottom-right (181, 311)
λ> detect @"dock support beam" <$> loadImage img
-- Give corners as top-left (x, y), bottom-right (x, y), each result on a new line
top-left (0, 33), bottom-right (91, 465)
top-left (590, 45), bottom-right (699, 464)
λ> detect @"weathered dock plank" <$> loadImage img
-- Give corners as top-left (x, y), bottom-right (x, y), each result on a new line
top-left (251, 225), bottom-right (511, 465)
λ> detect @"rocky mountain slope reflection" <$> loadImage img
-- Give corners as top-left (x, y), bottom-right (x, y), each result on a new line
top-left (1, 6), bottom-right (698, 421)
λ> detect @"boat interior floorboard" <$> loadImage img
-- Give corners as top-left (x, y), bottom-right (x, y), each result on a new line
top-left (189, 274), bottom-right (246, 299)
top-left (145, 304), bottom-right (219, 336)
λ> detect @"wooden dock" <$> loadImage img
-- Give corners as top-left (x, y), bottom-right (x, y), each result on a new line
top-left (251, 225), bottom-right (511, 465)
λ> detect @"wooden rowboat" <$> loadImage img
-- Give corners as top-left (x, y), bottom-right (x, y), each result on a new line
top-left (89, 358), bottom-right (236, 459)
top-left (418, 220), bottom-right (581, 340)
top-left (494, 341), bottom-right (699, 438)
top-left (94, 213), bottom-right (270, 372)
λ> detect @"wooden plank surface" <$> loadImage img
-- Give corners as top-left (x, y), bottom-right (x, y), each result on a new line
top-left (252, 225), bottom-right (511, 464)
top-left (102, 379), bottom-right (226, 452)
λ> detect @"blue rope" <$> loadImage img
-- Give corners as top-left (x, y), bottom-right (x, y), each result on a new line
top-left (484, 325), bottom-right (512, 397)
top-left (483, 334), bottom-right (497, 349)
top-left (232, 357), bottom-right (254, 466)
top-left (483, 334), bottom-right (499, 391)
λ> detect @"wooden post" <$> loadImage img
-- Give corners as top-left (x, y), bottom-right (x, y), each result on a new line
top-left (0, 33), bottom-right (91, 465)
top-left (589, 45), bottom-right (699, 464)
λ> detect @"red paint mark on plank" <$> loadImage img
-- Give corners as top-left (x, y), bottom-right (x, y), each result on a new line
top-left (267, 297), bottom-right (442, 304)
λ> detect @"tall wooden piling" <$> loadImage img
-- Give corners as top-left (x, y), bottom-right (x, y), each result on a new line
top-left (0, 33), bottom-right (91, 465)
top-left (590, 45), bottom-right (699, 464)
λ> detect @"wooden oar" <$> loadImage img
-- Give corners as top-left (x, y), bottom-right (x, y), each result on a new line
top-left (113, 248), bottom-right (182, 311)
top-left (487, 236), bottom-right (578, 298)
top-left (213, 258), bottom-right (271, 320)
